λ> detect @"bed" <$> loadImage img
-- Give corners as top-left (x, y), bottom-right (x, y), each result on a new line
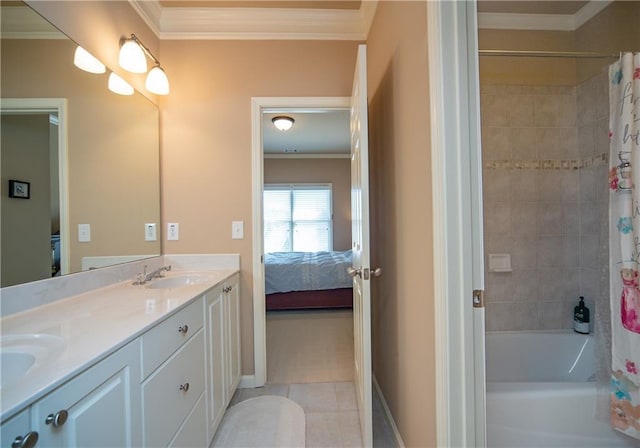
top-left (265, 250), bottom-right (353, 310)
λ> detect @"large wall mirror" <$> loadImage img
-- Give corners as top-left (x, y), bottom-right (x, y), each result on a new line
top-left (0, 2), bottom-right (161, 287)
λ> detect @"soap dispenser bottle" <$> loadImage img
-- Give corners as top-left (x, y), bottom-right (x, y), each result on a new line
top-left (573, 296), bottom-right (590, 334)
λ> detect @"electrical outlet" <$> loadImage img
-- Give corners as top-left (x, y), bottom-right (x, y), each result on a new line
top-left (167, 223), bottom-right (179, 241)
top-left (78, 224), bottom-right (91, 242)
top-left (232, 221), bottom-right (244, 239)
top-left (145, 223), bottom-right (157, 241)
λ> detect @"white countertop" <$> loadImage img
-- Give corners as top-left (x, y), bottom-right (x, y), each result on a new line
top-left (0, 268), bottom-right (238, 421)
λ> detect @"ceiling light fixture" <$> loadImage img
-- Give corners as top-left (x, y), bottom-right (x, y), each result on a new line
top-left (272, 116), bottom-right (295, 131)
top-left (73, 46), bottom-right (106, 74)
top-left (108, 72), bottom-right (134, 96)
top-left (118, 34), bottom-right (170, 95)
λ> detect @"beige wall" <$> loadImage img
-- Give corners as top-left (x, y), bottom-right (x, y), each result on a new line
top-left (263, 158), bottom-right (351, 251)
top-left (1, 38), bottom-right (160, 273)
top-left (575, 0), bottom-right (640, 83)
top-left (159, 39), bottom-right (360, 374)
top-left (1, 114), bottom-right (52, 287)
top-left (479, 29), bottom-right (576, 86)
top-left (366, 2), bottom-right (435, 446)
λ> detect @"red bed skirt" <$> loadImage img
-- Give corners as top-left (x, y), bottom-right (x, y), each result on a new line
top-left (266, 288), bottom-right (353, 311)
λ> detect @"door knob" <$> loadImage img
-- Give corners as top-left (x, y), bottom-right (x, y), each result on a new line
top-left (347, 267), bottom-right (361, 278)
top-left (372, 267), bottom-right (382, 277)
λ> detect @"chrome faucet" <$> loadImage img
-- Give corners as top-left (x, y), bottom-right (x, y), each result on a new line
top-left (143, 265), bottom-right (172, 283)
top-left (133, 264), bottom-right (172, 285)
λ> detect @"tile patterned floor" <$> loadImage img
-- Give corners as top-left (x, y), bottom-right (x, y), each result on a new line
top-left (225, 309), bottom-right (397, 447)
top-left (231, 382), bottom-right (362, 447)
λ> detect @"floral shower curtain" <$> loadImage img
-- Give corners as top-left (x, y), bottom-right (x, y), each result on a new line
top-left (609, 52), bottom-right (640, 439)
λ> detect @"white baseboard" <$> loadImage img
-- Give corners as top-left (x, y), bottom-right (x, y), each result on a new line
top-left (238, 375), bottom-right (256, 388)
top-left (373, 375), bottom-right (405, 448)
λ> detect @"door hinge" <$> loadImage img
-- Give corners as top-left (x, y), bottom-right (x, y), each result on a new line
top-left (472, 290), bottom-right (484, 308)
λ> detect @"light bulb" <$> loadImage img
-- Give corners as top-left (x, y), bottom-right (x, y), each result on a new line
top-left (73, 46), bottom-right (106, 74)
top-left (119, 39), bottom-right (147, 73)
top-left (108, 72), bottom-right (134, 96)
top-left (146, 66), bottom-right (170, 95)
top-left (272, 116), bottom-right (295, 131)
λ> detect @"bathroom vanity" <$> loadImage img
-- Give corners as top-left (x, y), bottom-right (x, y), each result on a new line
top-left (0, 256), bottom-right (240, 448)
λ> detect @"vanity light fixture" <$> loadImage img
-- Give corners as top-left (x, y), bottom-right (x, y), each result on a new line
top-left (118, 34), bottom-right (170, 95)
top-left (272, 116), bottom-right (295, 131)
top-left (145, 66), bottom-right (170, 96)
top-left (118, 36), bottom-right (147, 73)
top-left (73, 46), bottom-right (106, 74)
top-left (108, 72), bottom-right (134, 96)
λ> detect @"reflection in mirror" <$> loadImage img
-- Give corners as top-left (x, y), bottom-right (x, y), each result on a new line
top-left (0, 2), bottom-right (161, 287)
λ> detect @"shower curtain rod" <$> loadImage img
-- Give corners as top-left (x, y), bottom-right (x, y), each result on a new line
top-left (479, 49), bottom-right (620, 59)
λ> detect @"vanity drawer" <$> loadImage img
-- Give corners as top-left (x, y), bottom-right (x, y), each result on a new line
top-left (141, 298), bottom-right (203, 379)
top-left (168, 392), bottom-right (207, 448)
top-left (142, 329), bottom-right (205, 448)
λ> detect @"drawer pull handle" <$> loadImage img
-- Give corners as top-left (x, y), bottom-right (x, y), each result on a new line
top-left (178, 325), bottom-right (189, 334)
top-left (180, 382), bottom-right (190, 392)
top-left (12, 432), bottom-right (38, 448)
top-left (45, 410), bottom-right (68, 427)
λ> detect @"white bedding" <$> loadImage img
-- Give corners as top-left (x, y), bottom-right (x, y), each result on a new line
top-left (264, 250), bottom-right (353, 294)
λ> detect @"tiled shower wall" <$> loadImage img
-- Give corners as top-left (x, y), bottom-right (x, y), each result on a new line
top-left (481, 73), bottom-right (610, 331)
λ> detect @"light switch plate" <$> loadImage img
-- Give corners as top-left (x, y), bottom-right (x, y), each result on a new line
top-left (78, 223), bottom-right (91, 242)
top-left (167, 223), bottom-right (179, 241)
top-left (232, 221), bottom-right (244, 239)
top-left (145, 223), bottom-right (157, 241)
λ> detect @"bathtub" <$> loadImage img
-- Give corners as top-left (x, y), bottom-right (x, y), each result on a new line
top-left (486, 331), bottom-right (639, 447)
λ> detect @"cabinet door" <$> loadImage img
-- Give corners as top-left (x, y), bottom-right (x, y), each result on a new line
top-left (1, 408), bottom-right (36, 448)
top-left (225, 275), bottom-right (241, 397)
top-left (204, 286), bottom-right (225, 443)
top-left (31, 340), bottom-right (141, 447)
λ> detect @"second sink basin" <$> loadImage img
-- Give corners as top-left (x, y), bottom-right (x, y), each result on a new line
top-left (0, 334), bottom-right (65, 389)
top-left (146, 274), bottom-right (214, 290)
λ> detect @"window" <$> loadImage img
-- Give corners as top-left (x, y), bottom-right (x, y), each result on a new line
top-left (263, 184), bottom-right (332, 253)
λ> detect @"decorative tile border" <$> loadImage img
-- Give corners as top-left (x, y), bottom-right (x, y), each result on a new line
top-left (484, 153), bottom-right (608, 170)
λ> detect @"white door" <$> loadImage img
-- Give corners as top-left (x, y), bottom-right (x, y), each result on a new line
top-left (349, 44), bottom-right (373, 447)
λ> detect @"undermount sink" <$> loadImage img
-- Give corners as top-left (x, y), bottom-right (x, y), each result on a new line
top-left (0, 334), bottom-right (65, 389)
top-left (146, 274), bottom-right (214, 290)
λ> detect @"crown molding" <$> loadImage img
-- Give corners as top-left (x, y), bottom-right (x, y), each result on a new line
top-left (478, 0), bottom-right (612, 31)
top-left (128, 0), bottom-right (162, 37)
top-left (129, 0), bottom-right (377, 40)
top-left (573, 0), bottom-right (612, 29)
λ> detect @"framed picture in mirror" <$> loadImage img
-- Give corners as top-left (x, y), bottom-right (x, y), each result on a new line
top-left (8, 179), bottom-right (30, 199)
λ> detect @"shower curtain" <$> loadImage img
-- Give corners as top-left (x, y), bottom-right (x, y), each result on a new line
top-left (609, 52), bottom-right (640, 439)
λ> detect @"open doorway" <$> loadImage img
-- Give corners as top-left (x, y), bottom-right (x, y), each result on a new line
top-left (251, 97), bottom-right (351, 386)
top-left (261, 108), bottom-right (354, 384)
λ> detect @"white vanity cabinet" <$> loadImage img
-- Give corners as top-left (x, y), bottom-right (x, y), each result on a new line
top-left (30, 339), bottom-right (142, 447)
top-left (141, 298), bottom-right (206, 448)
top-left (1, 408), bottom-right (36, 448)
top-left (204, 273), bottom-right (240, 444)
top-left (1, 269), bottom-right (240, 448)
top-left (224, 274), bottom-right (241, 398)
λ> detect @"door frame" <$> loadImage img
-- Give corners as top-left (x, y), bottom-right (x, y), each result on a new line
top-left (427, 1), bottom-right (486, 447)
top-left (0, 98), bottom-right (70, 276)
top-left (250, 96), bottom-right (351, 387)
